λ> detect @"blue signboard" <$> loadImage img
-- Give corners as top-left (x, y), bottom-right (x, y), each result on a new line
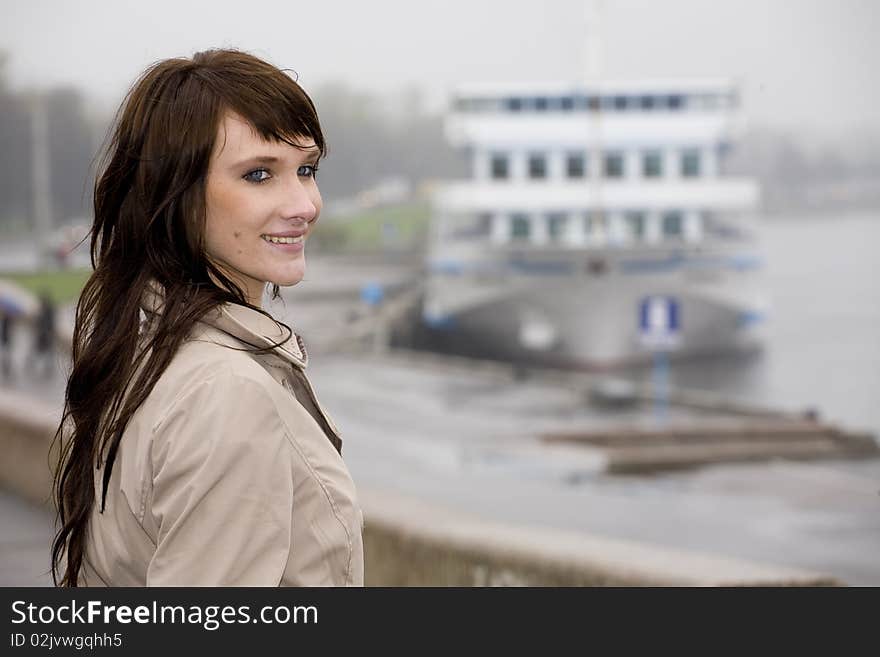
top-left (638, 296), bottom-right (681, 350)
top-left (638, 296), bottom-right (681, 425)
top-left (360, 282), bottom-right (385, 307)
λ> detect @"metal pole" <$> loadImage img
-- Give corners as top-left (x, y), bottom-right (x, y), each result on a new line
top-left (653, 349), bottom-right (669, 425)
top-left (30, 93), bottom-right (53, 269)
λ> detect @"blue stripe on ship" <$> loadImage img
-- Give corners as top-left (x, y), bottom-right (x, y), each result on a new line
top-left (621, 254), bottom-right (763, 274)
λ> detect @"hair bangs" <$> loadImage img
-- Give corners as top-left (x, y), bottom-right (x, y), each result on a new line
top-left (221, 77), bottom-right (326, 160)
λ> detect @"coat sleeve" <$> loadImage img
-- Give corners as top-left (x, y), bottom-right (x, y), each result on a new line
top-left (146, 370), bottom-right (294, 586)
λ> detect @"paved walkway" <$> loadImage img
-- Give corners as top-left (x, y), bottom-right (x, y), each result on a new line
top-left (1, 277), bottom-right (878, 586)
top-left (0, 291), bottom-right (63, 586)
top-left (0, 490), bottom-right (54, 586)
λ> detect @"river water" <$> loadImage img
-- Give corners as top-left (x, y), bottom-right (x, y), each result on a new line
top-left (650, 210), bottom-right (880, 439)
top-left (2, 210), bottom-right (878, 437)
top-left (1, 211), bottom-right (878, 584)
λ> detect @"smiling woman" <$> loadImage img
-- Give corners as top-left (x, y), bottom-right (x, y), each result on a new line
top-left (50, 49), bottom-right (365, 587)
top-left (205, 112), bottom-right (323, 305)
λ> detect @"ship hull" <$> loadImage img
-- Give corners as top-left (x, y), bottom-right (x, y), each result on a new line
top-left (420, 247), bottom-right (767, 370)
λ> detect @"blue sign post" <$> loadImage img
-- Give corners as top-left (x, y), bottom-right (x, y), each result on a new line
top-left (360, 281), bottom-right (385, 307)
top-left (638, 296), bottom-right (681, 424)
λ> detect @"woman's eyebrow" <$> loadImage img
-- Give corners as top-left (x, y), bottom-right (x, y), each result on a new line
top-left (230, 150), bottom-right (319, 168)
top-left (231, 155), bottom-right (281, 167)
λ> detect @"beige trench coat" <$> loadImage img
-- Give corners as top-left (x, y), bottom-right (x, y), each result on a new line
top-left (81, 285), bottom-right (364, 586)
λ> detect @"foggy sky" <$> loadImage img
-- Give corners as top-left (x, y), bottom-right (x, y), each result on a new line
top-left (2, 0), bottom-right (878, 142)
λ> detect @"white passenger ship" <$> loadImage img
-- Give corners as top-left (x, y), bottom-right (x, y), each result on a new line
top-left (423, 79), bottom-right (767, 369)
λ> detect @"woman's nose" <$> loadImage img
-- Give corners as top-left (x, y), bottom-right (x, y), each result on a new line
top-left (280, 179), bottom-right (319, 224)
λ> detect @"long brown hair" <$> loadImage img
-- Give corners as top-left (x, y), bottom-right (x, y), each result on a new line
top-left (51, 49), bottom-right (326, 586)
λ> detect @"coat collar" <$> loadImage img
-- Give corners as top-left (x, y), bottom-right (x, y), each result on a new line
top-left (141, 280), bottom-right (308, 369)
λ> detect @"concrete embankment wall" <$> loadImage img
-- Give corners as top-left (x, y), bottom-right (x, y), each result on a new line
top-left (0, 390), bottom-right (60, 507)
top-left (0, 391), bottom-right (840, 586)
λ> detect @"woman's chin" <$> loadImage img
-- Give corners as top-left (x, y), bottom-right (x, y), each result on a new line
top-left (271, 266), bottom-right (306, 288)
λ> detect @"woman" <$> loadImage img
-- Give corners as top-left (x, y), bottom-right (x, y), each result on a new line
top-left (51, 49), bottom-right (364, 586)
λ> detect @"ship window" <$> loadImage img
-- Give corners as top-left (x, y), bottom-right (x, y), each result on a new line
top-left (535, 97), bottom-right (549, 111)
top-left (507, 97), bottom-right (523, 112)
top-left (588, 96), bottom-right (601, 111)
top-left (511, 214), bottom-right (531, 240)
top-left (604, 152), bottom-right (624, 178)
top-left (584, 212), bottom-right (606, 241)
top-left (528, 153), bottom-right (547, 179)
top-left (560, 96), bottom-right (574, 111)
top-left (584, 213), bottom-right (595, 238)
top-left (547, 213), bottom-right (567, 242)
top-left (717, 142), bottom-right (734, 175)
top-left (451, 213), bottom-right (493, 240)
top-left (548, 97), bottom-right (564, 111)
top-left (640, 95), bottom-right (655, 110)
top-left (490, 153), bottom-right (509, 180)
top-left (566, 152), bottom-right (587, 178)
top-left (681, 149), bottom-right (701, 177)
top-left (643, 151), bottom-right (663, 178)
top-left (613, 96), bottom-right (628, 110)
top-left (668, 95), bottom-right (684, 110)
top-left (476, 213), bottom-right (492, 236)
top-left (625, 211), bottom-right (647, 239)
top-left (662, 211), bottom-right (684, 238)
top-left (703, 211), bottom-right (749, 240)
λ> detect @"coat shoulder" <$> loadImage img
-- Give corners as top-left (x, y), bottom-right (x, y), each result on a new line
top-left (142, 330), bottom-right (283, 426)
top-left (164, 329), bottom-right (276, 386)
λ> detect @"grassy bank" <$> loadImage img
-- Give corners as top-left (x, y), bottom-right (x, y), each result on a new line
top-left (0, 201), bottom-right (429, 303)
top-left (0, 268), bottom-right (91, 305)
top-left (313, 201), bottom-right (431, 252)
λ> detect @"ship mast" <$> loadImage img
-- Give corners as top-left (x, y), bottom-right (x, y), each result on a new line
top-left (583, 0), bottom-right (607, 244)
top-left (582, 0), bottom-right (605, 82)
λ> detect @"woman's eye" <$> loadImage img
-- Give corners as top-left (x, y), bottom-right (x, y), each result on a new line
top-left (243, 168), bottom-right (271, 183)
top-left (298, 164), bottom-right (319, 178)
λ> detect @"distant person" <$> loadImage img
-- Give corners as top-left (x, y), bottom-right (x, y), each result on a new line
top-left (29, 292), bottom-right (56, 379)
top-left (0, 312), bottom-right (13, 379)
top-left (53, 244), bottom-right (70, 269)
top-left (50, 50), bottom-right (363, 588)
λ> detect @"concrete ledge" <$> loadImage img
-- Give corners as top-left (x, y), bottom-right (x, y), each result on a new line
top-left (358, 487), bottom-right (839, 586)
top-left (0, 389), bottom-right (59, 507)
top-left (0, 390), bottom-right (842, 586)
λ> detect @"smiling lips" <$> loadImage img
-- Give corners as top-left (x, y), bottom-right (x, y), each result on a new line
top-left (261, 234), bottom-right (304, 244)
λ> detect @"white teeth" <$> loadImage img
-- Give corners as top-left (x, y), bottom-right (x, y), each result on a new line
top-left (262, 235), bottom-right (304, 244)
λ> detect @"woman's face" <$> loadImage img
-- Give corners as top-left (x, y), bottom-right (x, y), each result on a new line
top-left (204, 111), bottom-right (322, 306)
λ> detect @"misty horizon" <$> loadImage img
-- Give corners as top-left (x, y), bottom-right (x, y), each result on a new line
top-left (2, 0), bottom-right (879, 146)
